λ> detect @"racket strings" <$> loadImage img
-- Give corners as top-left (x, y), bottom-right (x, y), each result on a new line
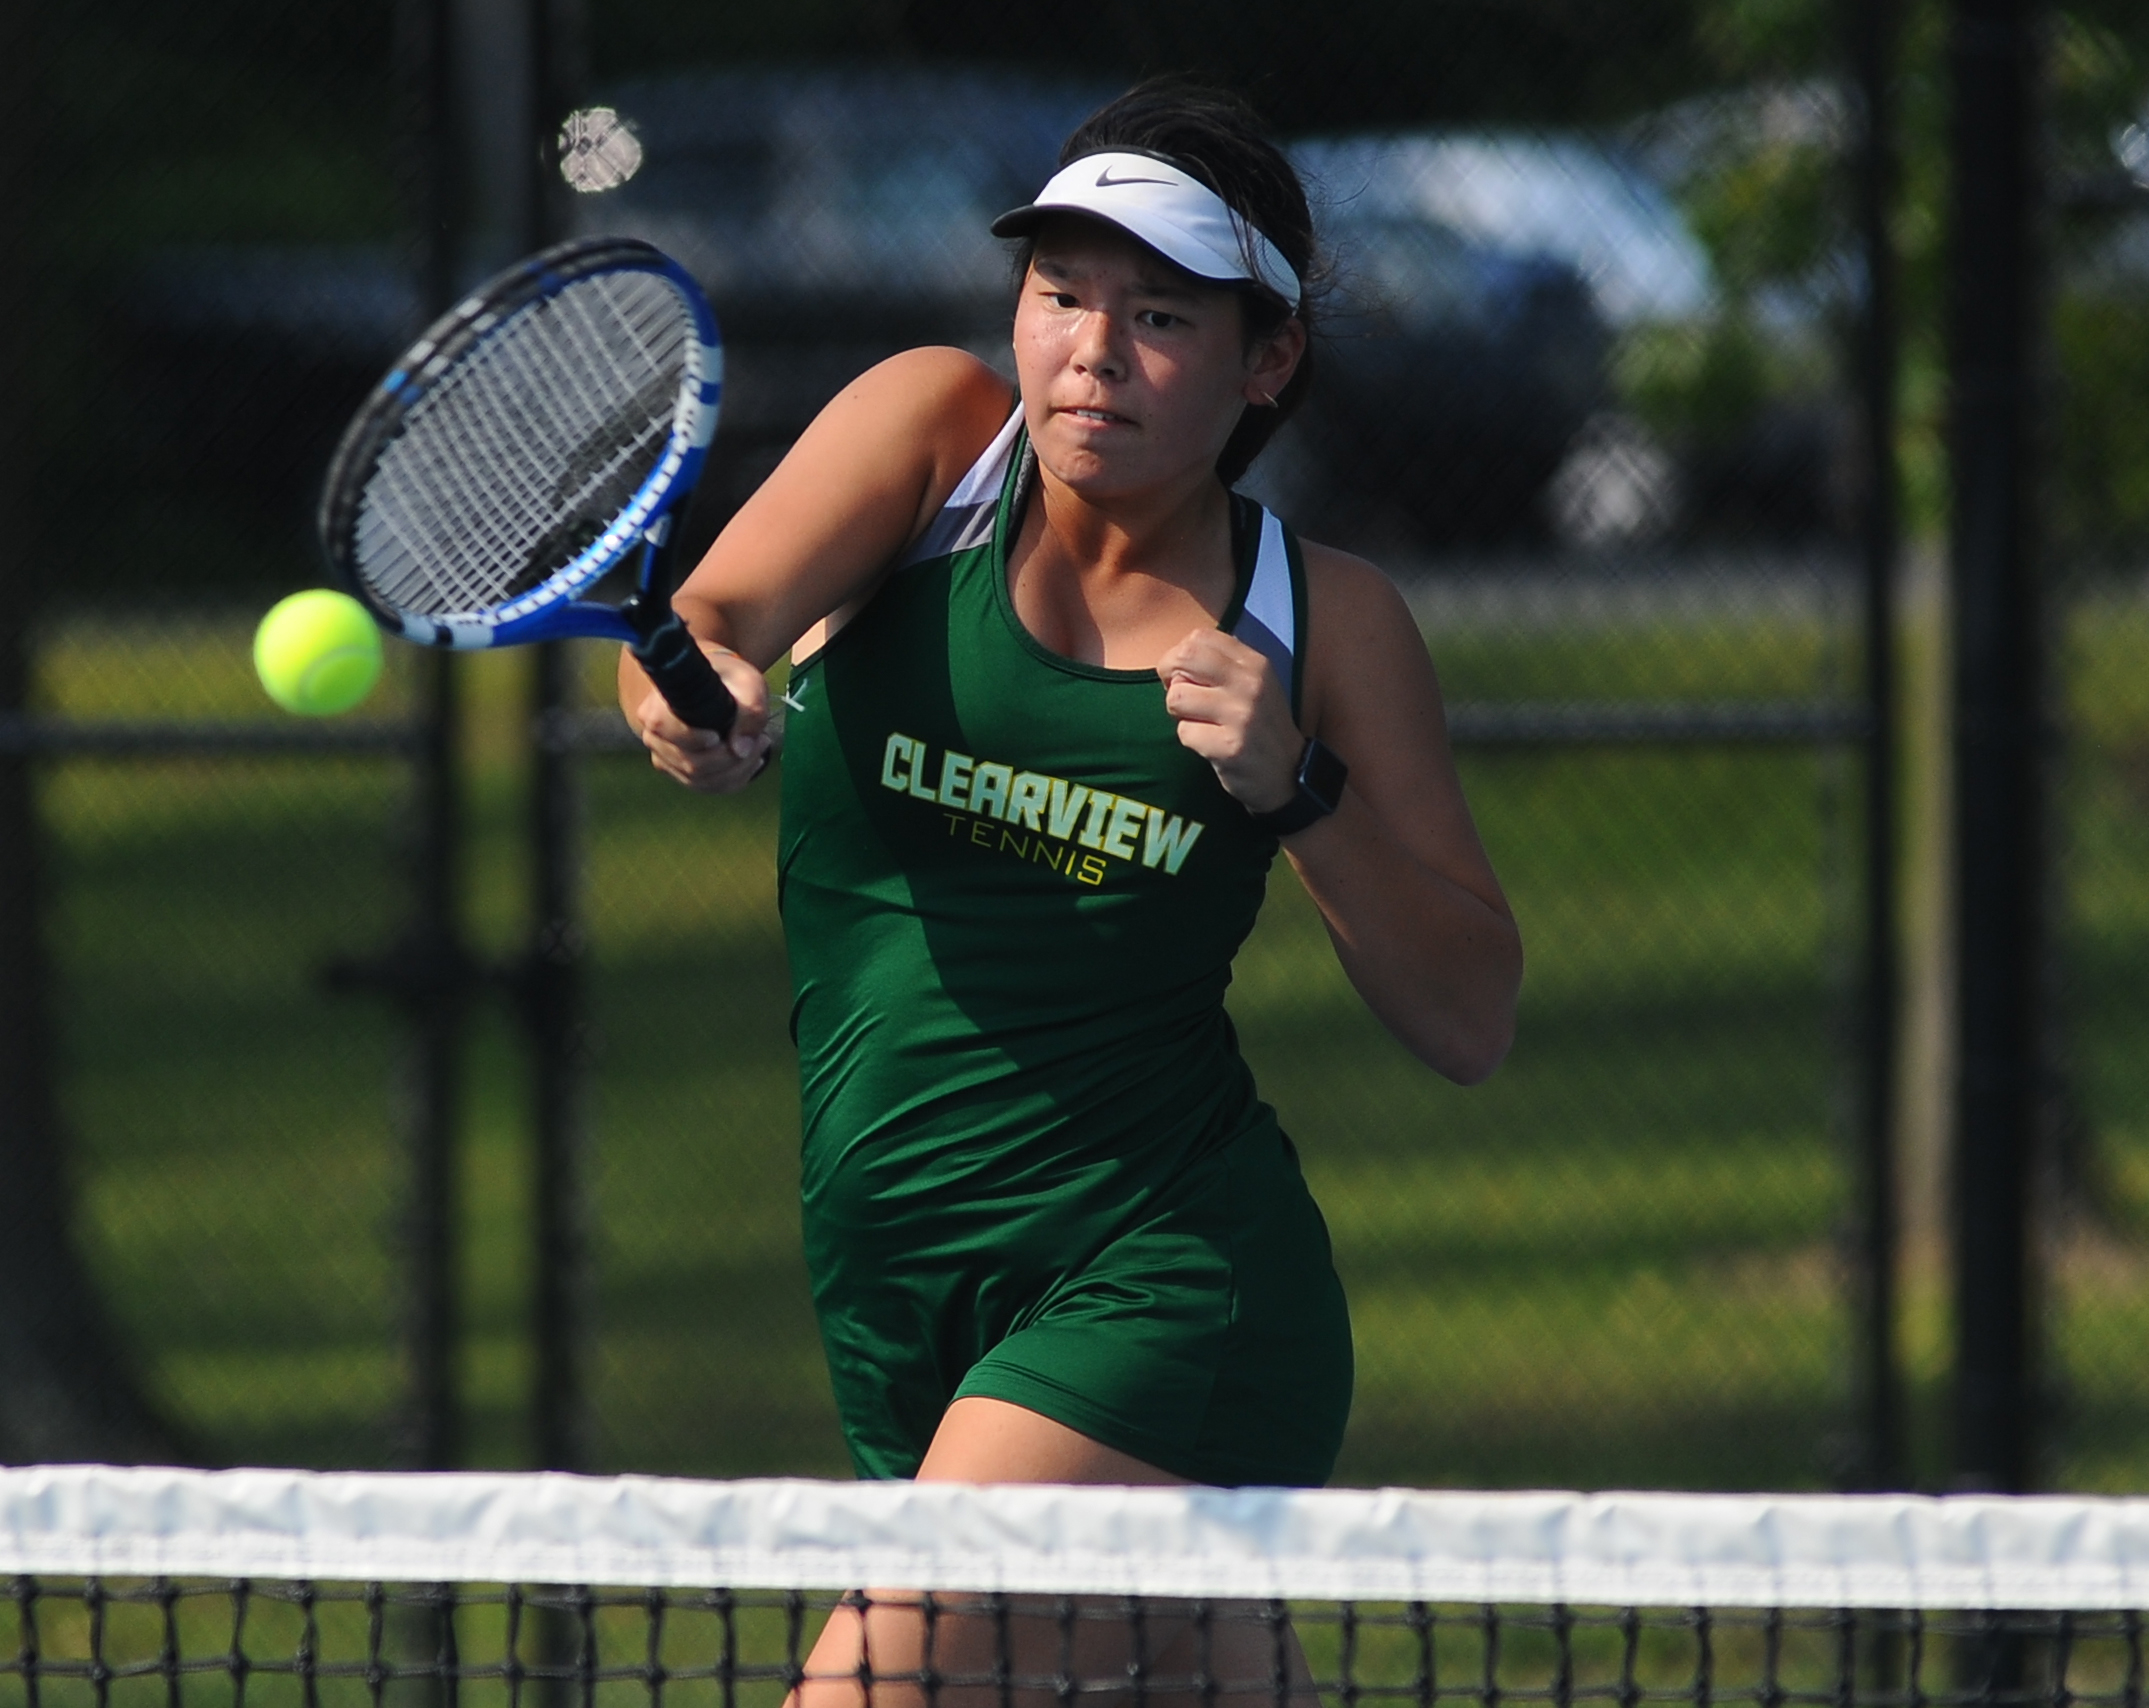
top-left (371, 278), bottom-right (682, 609)
top-left (365, 333), bottom-right (571, 607)
top-left (528, 283), bottom-right (678, 518)
top-left (352, 270), bottom-right (691, 618)
top-left (417, 276), bottom-right (683, 585)
top-left (362, 338), bottom-right (616, 613)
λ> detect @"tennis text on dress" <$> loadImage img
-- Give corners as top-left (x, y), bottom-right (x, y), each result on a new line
top-left (880, 731), bottom-right (1206, 885)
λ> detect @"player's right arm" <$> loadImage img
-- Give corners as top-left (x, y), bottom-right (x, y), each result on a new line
top-left (618, 346), bottom-right (1012, 792)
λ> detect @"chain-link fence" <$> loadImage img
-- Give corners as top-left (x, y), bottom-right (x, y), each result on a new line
top-left (2048, 11), bottom-right (2149, 1495)
top-left (4, 0), bottom-right (2145, 1494)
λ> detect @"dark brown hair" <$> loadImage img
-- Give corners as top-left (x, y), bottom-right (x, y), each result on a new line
top-left (1015, 78), bottom-right (1321, 487)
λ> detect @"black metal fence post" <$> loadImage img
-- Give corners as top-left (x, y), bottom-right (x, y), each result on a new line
top-left (528, 650), bottom-right (589, 1474)
top-left (404, 656), bottom-right (468, 1473)
top-left (390, 0), bottom-right (594, 1474)
top-left (394, 0), bottom-right (468, 1473)
top-left (1946, 0), bottom-right (2047, 1496)
top-left (0, 0), bottom-right (176, 1459)
top-left (526, 0), bottom-right (590, 1476)
top-left (1850, 0), bottom-right (1906, 1495)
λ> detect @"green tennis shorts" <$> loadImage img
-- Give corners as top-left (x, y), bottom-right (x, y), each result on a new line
top-left (807, 1122), bottom-right (1354, 1488)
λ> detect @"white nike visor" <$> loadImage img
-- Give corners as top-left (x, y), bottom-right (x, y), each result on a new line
top-left (992, 150), bottom-right (1303, 310)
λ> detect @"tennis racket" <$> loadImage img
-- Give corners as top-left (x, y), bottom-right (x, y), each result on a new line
top-left (319, 235), bottom-right (736, 733)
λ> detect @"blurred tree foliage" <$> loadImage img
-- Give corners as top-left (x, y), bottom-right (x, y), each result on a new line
top-left (2055, 292), bottom-right (2149, 557)
top-left (1615, 0), bottom-right (2149, 548)
top-left (2046, 10), bottom-right (2149, 558)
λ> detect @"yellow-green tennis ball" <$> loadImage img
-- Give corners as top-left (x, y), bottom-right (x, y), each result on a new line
top-left (254, 590), bottom-right (384, 716)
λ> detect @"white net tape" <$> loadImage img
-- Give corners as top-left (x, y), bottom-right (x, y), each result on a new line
top-left (5, 1468), bottom-right (2149, 1610)
top-left (353, 269), bottom-right (689, 618)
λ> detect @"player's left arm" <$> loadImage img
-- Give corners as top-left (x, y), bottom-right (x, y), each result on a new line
top-left (1157, 544), bottom-right (1521, 1084)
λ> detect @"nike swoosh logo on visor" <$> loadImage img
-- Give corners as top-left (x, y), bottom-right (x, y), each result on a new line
top-left (1095, 167), bottom-right (1174, 187)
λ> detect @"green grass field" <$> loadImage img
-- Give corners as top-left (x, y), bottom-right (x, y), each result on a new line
top-left (29, 584), bottom-right (2149, 1491)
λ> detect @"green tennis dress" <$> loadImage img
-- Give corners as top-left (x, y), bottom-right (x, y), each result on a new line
top-left (777, 410), bottom-right (1353, 1487)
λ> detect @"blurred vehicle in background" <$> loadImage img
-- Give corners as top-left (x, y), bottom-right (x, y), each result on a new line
top-left (565, 80), bottom-right (1714, 555)
top-left (1262, 112), bottom-right (1878, 556)
top-left (1253, 128), bottom-right (1838, 555)
top-left (125, 72), bottom-right (1845, 577)
top-left (1303, 132), bottom-right (1716, 329)
top-left (1248, 132), bottom-right (1708, 551)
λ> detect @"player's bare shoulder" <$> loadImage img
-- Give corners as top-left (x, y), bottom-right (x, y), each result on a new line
top-left (843, 344), bottom-right (1008, 409)
top-left (1293, 536), bottom-right (1438, 737)
top-left (1298, 537), bottom-right (1415, 628)
top-left (833, 348), bottom-right (1011, 478)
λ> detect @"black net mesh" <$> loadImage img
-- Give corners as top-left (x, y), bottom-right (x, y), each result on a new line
top-left (7, 1582), bottom-right (2145, 1708)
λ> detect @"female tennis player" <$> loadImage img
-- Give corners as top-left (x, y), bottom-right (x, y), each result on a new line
top-left (620, 81), bottom-right (1521, 1705)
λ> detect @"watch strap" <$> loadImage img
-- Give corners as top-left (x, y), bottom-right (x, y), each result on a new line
top-left (1249, 738), bottom-right (1348, 837)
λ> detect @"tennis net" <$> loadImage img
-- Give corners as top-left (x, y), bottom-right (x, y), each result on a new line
top-left (5, 1468), bottom-right (2147, 1708)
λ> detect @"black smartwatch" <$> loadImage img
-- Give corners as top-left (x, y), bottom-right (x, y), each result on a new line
top-left (1249, 738), bottom-right (1348, 837)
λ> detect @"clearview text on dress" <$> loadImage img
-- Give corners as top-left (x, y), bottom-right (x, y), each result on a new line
top-left (880, 731), bottom-right (1206, 887)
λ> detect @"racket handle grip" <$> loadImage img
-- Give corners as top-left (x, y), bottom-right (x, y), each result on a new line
top-left (629, 611), bottom-right (739, 737)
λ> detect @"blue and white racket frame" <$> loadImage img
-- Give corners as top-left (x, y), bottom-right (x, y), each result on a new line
top-left (319, 236), bottom-right (737, 734)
